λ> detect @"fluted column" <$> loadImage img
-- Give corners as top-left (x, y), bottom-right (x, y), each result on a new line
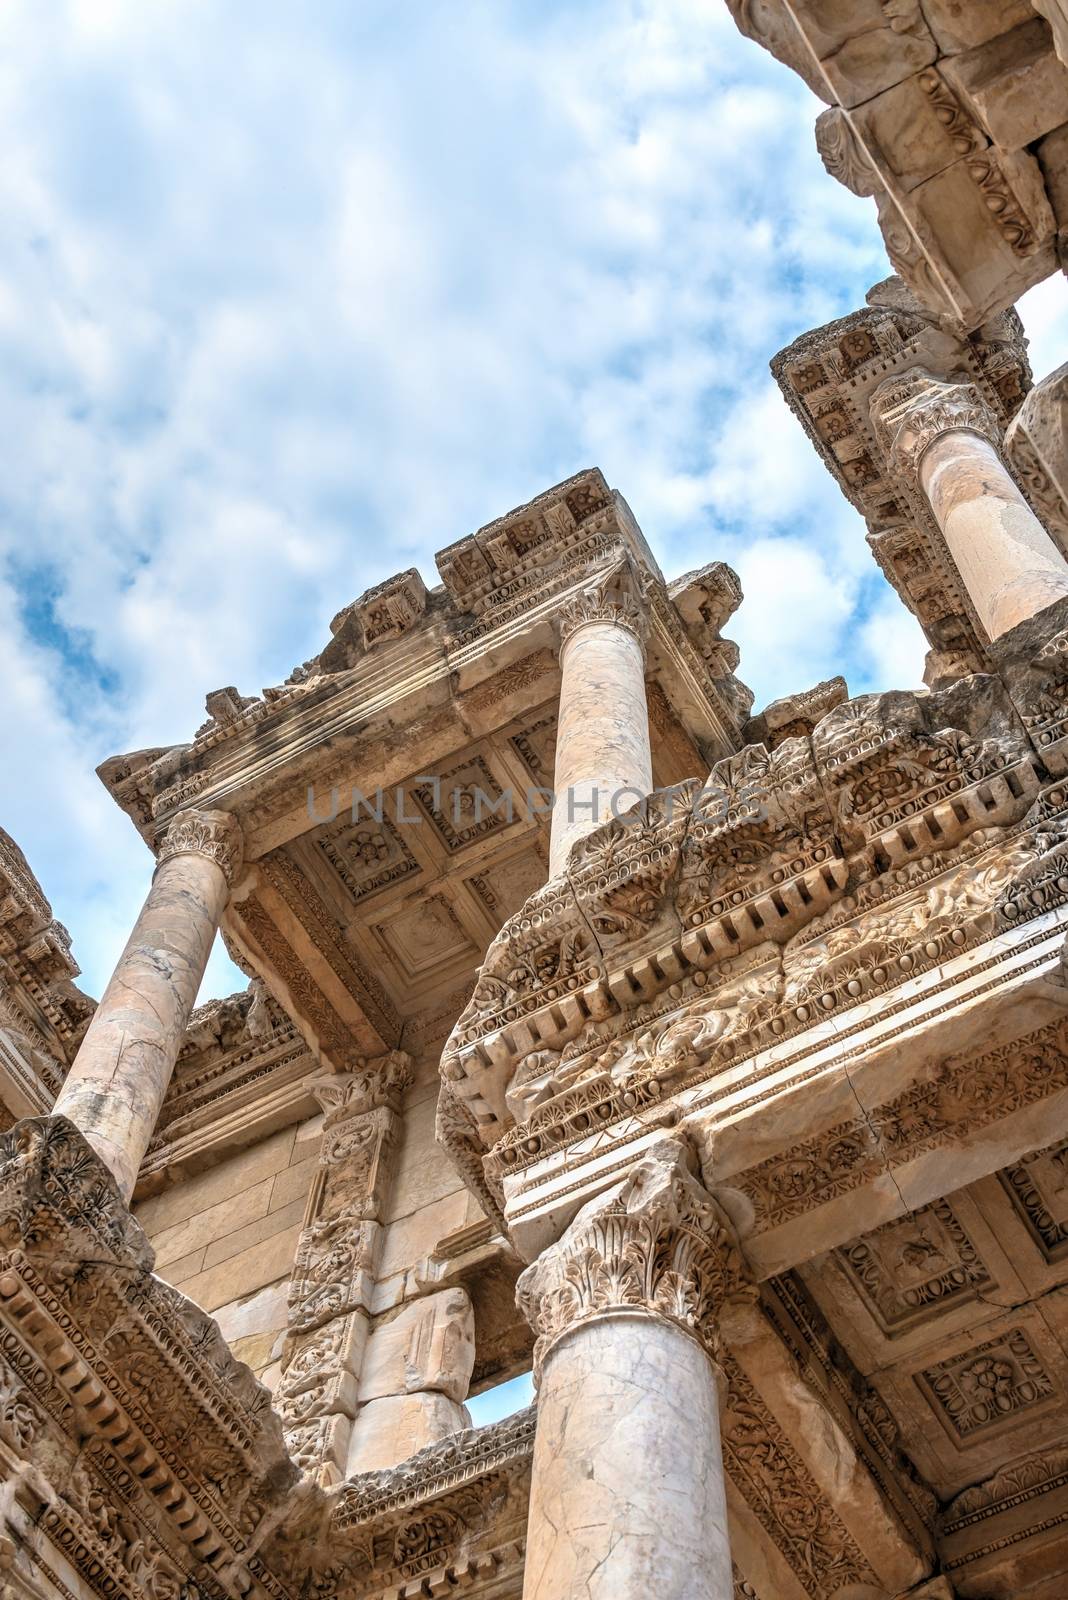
top-left (549, 560), bottom-right (653, 875)
top-left (54, 808), bottom-right (243, 1201)
top-left (516, 1137), bottom-right (737, 1600)
top-left (872, 369), bottom-right (1068, 640)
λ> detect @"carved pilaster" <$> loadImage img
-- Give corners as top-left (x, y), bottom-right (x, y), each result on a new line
top-left (556, 557), bottom-right (652, 652)
top-left (277, 1050), bottom-right (412, 1483)
top-left (869, 370), bottom-right (1001, 486)
top-left (156, 806), bottom-right (244, 888)
top-left (516, 1136), bottom-right (746, 1376)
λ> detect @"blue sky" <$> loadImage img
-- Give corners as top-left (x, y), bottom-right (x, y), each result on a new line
top-left (2, 0), bottom-right (1067, 1004)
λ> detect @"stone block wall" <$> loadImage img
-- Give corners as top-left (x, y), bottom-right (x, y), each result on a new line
top-left (135, 1115), bottom-right (322, 1387)
top-left (135, 1041), bottom-right (531, 1477)
top-left (374, 1049), bottom-right (483, 1314)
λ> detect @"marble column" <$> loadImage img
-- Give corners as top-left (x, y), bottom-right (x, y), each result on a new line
top-left (53, 808), bottom-right (243, 1202)
top-left (516, 1137), bottom-right (736, 1600)
top-left (872, 369), bottom-right (1068, 641)
top-left (549, 560), bottom-right (653, 876)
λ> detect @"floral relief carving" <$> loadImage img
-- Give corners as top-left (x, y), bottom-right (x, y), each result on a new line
top-left (921, 1327), bottom-right (1057, 1439)
top-left (556, 556), bottom-right (653, 650)
top-left (741, 1015), bottom-right (1068, 1232)
top-left (720, 1353), bottom-right (877, 1598)
top-left (282, 1053), bottom-right (411, 1478)
top-left (869, 370), bottom-right (1001, 485)
top-left (836, 1200), bottom-right (993, 1334)
top-left (156, 807), bottom-right (244, 888)
top-left (516, 1137), bottom-right (745, 1373)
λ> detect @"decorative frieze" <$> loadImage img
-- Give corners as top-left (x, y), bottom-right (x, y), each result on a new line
top-left (740, 1014), bottom-right (1068, 1232)
top-left (444, 671), bottom-right (1047, 1201)
top-left (0, 1116), bottom-right (302, 1600)
top-left (719, 1353), bottom-right (879, 1599)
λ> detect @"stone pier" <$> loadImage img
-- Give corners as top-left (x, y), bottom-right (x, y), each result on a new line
top-left (53, 807), bottom-right (242, 1200)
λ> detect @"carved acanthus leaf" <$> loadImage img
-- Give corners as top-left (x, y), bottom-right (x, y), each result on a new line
top-left (516, 1136), bottom-right (746, 1372)
top-left (557, 557), bottom-right (652, 650)
top-left (156, 808), bottom-right (244, 888)
top-left (869, 369), bottom-right (1001, 483)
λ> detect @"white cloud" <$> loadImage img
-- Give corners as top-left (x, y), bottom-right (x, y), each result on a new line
top-left (1018, 276), bottom-right (1068, 383)
top-left (0, 0), bottom-right (1023, 1007)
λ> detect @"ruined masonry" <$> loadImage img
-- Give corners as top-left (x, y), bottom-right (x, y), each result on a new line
top-left (3, 7), bottom-right (1068, 1598)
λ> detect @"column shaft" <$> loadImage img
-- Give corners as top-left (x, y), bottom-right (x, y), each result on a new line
top-left (54, 811), bottom-right (240, 1201)
top-left (872, 369), bottom-right (1068, 644)
top-left (525, 1312), bottom-right (732, 1600)
top-left (517, 1136), bottom-right (739, 1600)
top-left (921, 429), bottom-right (1068, 639)
top-left (550, 615), bottom-right (652, 875)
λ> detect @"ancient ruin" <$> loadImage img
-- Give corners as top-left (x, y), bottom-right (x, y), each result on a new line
top-left (1, 8), bottom-right (1068, 1599)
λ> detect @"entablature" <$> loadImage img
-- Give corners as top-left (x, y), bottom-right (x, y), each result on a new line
top-left (773, 279), bottom-right (1035, 680)
top-left (439, 596), bottom-right (1068, 1262)
top-left (0, 828), bottom-right (94, 1122)
top-left (96, 470), bottom-right (749, 866)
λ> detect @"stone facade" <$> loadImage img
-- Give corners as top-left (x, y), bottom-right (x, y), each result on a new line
top-left (726, 0), bottom-right (1068, 330)
top-left (1, 25), bottom-right (1068, 1599)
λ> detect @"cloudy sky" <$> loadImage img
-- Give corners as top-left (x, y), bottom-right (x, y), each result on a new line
top-left (2, 0), bottom-right (1067, 1004)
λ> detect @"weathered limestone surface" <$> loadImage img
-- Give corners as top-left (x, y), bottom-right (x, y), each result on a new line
top-left (357, 1287), bottom-right (474, 1403)
top-left (517, 1140), bottom-right (738, 1600)
top-left (725, 0), bottom-right (1068, 327)
top-left (54, 808), bottom-right (242, 1199)
top-left (773, 284), bottom-right (1038, 681)
top-left (921, 427), bottom-right (1068, 638)
top-left (524, 1313), bottom-right (731, 1600)
top-left (13, 456), bottom-right (1068, 1600)
top-left (867, 364), bottom-right (1068, 639)
top-left (1006, 358), bottom-right (1068, 550)
top-left (346, 1391), bottom-right (472, 1475)
top-left (549, 561), bottom-right (653, 874)
top-left (0, 829), bottom-right (94, 1121)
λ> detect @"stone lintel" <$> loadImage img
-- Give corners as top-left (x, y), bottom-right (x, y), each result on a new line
top-left (498, 909), bottom-right (1068, 1269)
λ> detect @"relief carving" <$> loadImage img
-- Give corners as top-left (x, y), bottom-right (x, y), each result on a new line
top-left (157, 807), bottom-right (244, 888)
top-left (516, 1136), bottom-right (745, 1373)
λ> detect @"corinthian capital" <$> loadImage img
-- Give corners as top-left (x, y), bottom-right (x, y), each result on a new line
top-left (157, 807), bottom-right (244, 887)
top-left (556, 557), bottom-right (652, 651)
top-left (515, 1136), bottom-right (746, 1374)
top-left (309, 1050), bottom-right (414, 1126)
top-left (869, 369), bottom-right (1001, 483)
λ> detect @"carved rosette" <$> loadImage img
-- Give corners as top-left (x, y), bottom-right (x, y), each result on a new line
top-left (869, 369), bottom-right (1002, 485)
top-left (516, 1137), bottom-right (745, 1376)
top-left (156, 807), bottom-right (244, 888)
top-left (556, 557), bottom-right (652, 651)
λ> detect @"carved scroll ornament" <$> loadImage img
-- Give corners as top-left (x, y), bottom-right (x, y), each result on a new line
top-left (515, 1136), bottom-right (746, 1375)
top-left (869, 369), bottom-right (1002, 485)
top-left (156, 807), bottom-right (244, 888)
